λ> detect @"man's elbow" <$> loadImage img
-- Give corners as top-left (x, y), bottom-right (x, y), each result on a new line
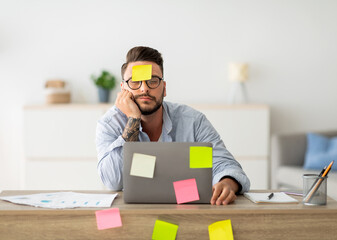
top-left (97, 168), bottom-right (123, 191)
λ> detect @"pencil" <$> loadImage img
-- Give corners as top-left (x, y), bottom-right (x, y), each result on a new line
top-left (304, 161), bottom-right (334, 203)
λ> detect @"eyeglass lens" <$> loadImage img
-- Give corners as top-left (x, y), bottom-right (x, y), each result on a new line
top-left (127, 77), bottom-right (161, 90)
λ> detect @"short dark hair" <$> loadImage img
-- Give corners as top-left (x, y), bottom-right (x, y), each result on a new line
top-left (121, 46), bottom-right (164, 79)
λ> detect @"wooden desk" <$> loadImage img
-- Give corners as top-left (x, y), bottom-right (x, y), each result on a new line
top-left (1, 190), bottom-right (337, 239)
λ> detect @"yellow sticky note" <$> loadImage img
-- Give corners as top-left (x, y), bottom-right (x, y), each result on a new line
top-left (130, 153), bottom-right (156, 178)
top-left (132, 65), bottom-right (152, 81)
top-left (190, 146), bottom-right (212, 168)
top-left (208, 220), bottom-right (234, 240)
top-left (152, 220), bottom-right (178, 240)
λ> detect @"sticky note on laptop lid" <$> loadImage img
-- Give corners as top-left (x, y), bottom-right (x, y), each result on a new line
top-left (190, 146), bottom-right (212, 168)
top-left (208, 220), bottom-right (234, 240)
top-left (173, 178), bottom-right (200, 204)
top-left (132, 65), bottom-right (152, 81)
top-left (152, 220), bottom-right (178, 240)
top-left (130, 153), bottom-right (156, 178)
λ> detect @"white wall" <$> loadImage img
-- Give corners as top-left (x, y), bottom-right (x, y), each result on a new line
top-left (1, 0), bottom-right (337, 190)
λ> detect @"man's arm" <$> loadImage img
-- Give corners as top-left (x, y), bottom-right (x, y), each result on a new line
top-left (122, 117), bottom-right (141, 141)
top-left (96, 120), bottom-right (126, 191)
top-left (195, 113), bottom-right (250, 205)
top-left (97, 89), bottom-right (141, 190)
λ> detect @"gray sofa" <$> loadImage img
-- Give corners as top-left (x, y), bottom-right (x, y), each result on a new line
top-left (271, 130), bottom-right (337, 200)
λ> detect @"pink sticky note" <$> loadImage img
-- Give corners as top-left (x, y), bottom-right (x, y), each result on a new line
top-left (95, 208), bottom-right (122, 230)
top-left (173, 178), bottom-right (200, 204)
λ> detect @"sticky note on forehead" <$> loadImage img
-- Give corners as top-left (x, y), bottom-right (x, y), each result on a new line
top-left (132, 65), bottom-right (152, 81)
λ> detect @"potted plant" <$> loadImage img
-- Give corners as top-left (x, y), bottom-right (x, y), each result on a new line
top-left (91, 70), bottom-right (116, 103)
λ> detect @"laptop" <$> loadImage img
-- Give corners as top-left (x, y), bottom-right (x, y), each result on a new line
top-left (123, 142), bottom-right (213, 203)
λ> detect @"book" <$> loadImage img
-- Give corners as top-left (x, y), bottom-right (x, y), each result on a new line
top-left (244, 192), bottom-right (298, 204)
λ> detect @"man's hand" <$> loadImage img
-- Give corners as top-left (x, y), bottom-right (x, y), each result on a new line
top-left (115, 89), bottom-right (141, 118)
top-left (210, 178), bottom-right (239, 205)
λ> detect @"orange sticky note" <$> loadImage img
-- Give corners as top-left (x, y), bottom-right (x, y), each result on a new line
top-left (208, 220), bottom-right (234, 240)
top-left (132, 65), bottom-right (152, 81)
top-left (173, 178), bottom-right (199, 204)
top-left (95, 208), bottom-right (122, 230)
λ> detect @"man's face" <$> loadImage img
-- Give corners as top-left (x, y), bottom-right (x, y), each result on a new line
top-left (122, 61), bottom-right (166, 115)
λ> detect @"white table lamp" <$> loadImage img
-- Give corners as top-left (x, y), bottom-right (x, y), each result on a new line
top-left (227, 62), bottom-right (249, 104)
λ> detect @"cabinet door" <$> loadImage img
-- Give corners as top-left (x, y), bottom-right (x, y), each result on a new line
top-left (24, 160), bottom-right (106, 190)
top-left (24, 108), bottom-right (106, 159)
top-left (195, 107), bottom-right (270, 158)
top-left (192, 105), bottom-right (270, 189)
top-left (238, 158), bottom-right (268, 189)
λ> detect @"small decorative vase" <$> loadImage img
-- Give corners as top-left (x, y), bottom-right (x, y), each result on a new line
top-left (98, 87), bottom-right (110, 103)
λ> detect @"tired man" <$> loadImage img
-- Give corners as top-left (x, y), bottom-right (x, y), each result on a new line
top-left (96, 46), bottom-right (250, 205)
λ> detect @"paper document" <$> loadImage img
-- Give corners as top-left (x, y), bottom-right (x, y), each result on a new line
top-left (0, 192), bottom-right (118, 209)
top-left (244, 192), bottom-right (298, 204)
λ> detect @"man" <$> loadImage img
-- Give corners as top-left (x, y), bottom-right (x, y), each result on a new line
top-left (96, 46), bottom-right (250, 205)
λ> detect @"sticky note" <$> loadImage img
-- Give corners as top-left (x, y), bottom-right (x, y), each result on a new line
top-left (130, 153), bottom-right (156, 178)
top-left (173, 178), bottom-right (199, 204)
top-left (190, 146), bottom-right (212, 168)
top-left (208, 220), bottom-right (234, 240)
top-left (152, 220), bottom-right (178, 240)
top-left (95, 208), bottom-right (122, 230)
top-left (132, 65), bottom-right (152, 81)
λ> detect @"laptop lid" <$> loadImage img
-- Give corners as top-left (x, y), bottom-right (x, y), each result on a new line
top-left (123, 142), bottom-right (213, 203)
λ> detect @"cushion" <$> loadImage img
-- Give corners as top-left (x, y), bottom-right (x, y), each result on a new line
top-left (303, 133), bottom-right (337, 170)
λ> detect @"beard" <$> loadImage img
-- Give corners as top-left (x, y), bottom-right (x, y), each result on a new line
top-left (134, 89), bottom-right (165, 115)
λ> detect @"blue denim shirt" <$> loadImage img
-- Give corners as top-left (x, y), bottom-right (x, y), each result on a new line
top-left (96, 101), bottom-right (250, 193)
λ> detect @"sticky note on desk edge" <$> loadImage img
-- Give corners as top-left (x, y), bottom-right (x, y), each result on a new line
top-left (173, 178), bottom-right (200, 204)
top-left (152, 219), bottom-right (178, 240)
top-left (95, 208), bottom-right (122, 230)
top-left (130, 153), bottom-right (156, 178)
top-left (132, 65), bottom-right (152, 81)
top-left (190, 146), bottom-right (212, 168)
top-left (208, 219), bottom-right (234, 240)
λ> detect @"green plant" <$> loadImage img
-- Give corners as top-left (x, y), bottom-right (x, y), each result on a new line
top-left (91, 70), bottom-right (116, 90)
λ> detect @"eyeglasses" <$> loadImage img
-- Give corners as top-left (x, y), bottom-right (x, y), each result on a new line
top-left (124, 76), bottom-right (163, 90)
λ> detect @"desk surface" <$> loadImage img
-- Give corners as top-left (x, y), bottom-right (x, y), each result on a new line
top-left (1, 190), bottom-right (337, 212)
top-left (1, 190), bottom-right (337, 239)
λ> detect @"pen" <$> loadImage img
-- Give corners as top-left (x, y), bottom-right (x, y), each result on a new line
top-left (304, 160), bottom-right (334, 203)
top-left (306, 166), bottom-right (327, 194)
top-left (268, 193), bottom-right (274, 200)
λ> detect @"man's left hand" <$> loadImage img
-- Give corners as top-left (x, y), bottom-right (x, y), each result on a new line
top-left (210, 178), bottom-right (239, 205)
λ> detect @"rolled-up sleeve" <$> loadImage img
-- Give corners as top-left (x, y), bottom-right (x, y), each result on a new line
top-left (195, 114), bottom-right (250, 194)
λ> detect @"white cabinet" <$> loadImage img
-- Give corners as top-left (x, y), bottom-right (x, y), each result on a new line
top-left (23, 104), bottom-right (111, 190)
top-left (23, 104), bottom-right (270, 190)
top-left (190, 104), bottom-right (270, 189)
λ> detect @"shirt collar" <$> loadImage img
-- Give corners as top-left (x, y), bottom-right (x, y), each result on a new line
top-left (162, 101), bottom-right (172, 134)
top-left (137, 102), bottom-right (171, 134)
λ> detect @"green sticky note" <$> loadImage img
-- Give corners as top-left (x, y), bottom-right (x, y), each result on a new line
top-left (190, 146), bottom-right (212, 168)
top-left (132, 65), bottom-right (152, 81)
top-left (208, 220), bottom-right (234, 240)
top-left (152, 220), bottom-right (178, 240)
